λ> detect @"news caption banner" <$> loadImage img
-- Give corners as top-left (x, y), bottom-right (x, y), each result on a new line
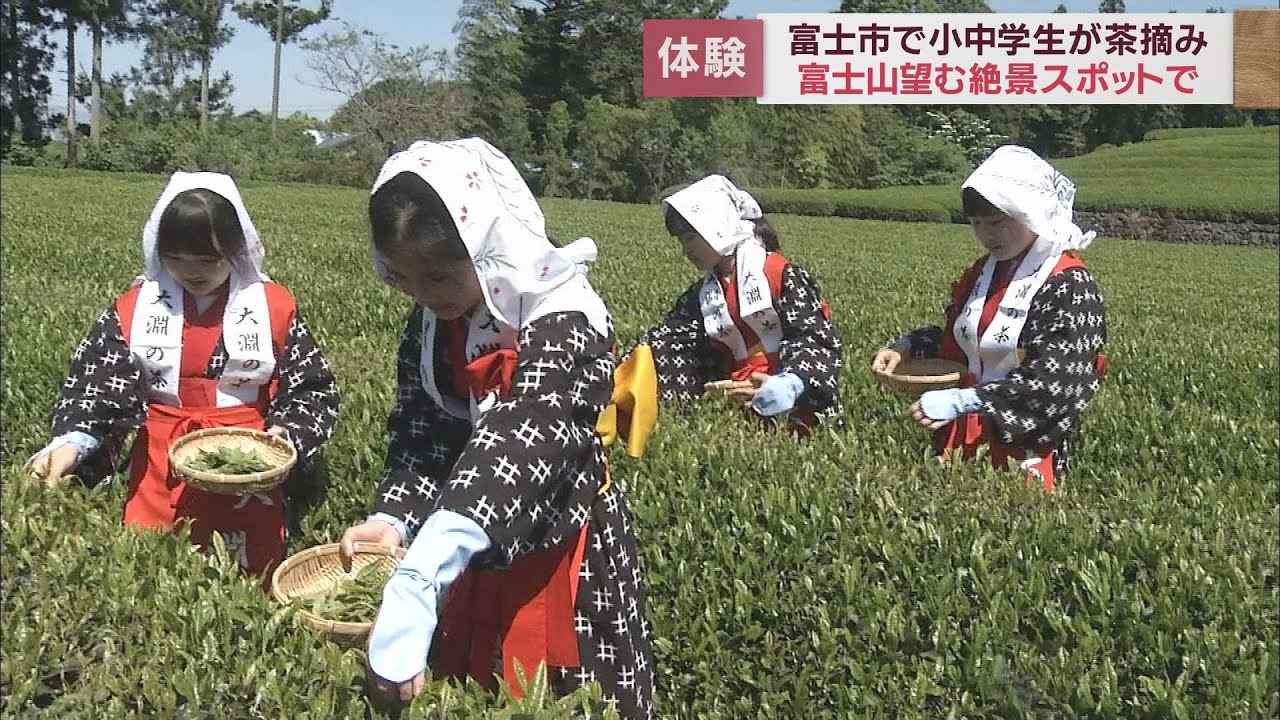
top-left (642, 12), bottom-right (1279, 107)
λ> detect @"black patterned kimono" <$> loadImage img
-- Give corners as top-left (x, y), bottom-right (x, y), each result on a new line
top-left (48, 293), bottom-right (339, 491)
top-left (900, 263), bottom-right (1108, 480)
top-left (372, 306), bottom-right (654, 720)
top-left (636, 259), bottom-right (843, 428)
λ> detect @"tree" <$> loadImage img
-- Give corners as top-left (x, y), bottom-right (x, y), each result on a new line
top-left (1054, 3), bottom-right (1068, 12)
top-left (142, 0), bottom-right (233, 133)
top-left (233, 0), bottom-right (331, 140)
top-left (1087, 104), bottom-right (1181, 146)
top-left (454, 0), bottom-right (532, 162)
top-left (1, 0), bottom-right (57, 149)
top-left (127, 70), bottom-right (234, 123)
top-left (516, 0), bottom-right (727, 116)
top-left (135, 5), bottom-right (191, 93)
top-left (303, 23), bottom-right (466, 156)
top-left (49, 1), bottom-right (97, 165)
top-left (127, 1), bottom-right (237, 125)
top-left (76, 68), bottom-right (127, 119)
top-left (82, 0), bottom-right (134, 145)
top-left (187, 0), bottom-right (233, 133)
top-left (574, 0), bottom-right (727, 107)
top-left (538, 99), bottom-right (574, 197)
top-left (1098, 0), bottom-right (1125, 12)
top-left (571, 96), bottom-right (694, 202)
top-left (515, 0), bottom-right (581, 117)
top-left (575, 96), bottom-right (629, 200)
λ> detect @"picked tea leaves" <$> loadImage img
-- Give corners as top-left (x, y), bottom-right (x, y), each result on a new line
top-left (186, 446), bottom-right (274, 475)
top-left (305, 562), bottom-right (392, 623)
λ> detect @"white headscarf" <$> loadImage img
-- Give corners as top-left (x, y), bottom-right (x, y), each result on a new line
top-left (141, 171), bottom-right (268, 282)
top-left (665, 176), bottom-right (782, 357)
top-left (962, 145), bottom-right (1096, 254)
top-left (370, 138), bottom-right (608, 336)
top-left (663, 174), bottom-right (764, 256)
top-left (131, 172), bottom-right (275, 407)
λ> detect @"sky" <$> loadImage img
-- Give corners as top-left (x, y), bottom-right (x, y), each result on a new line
top-left (47, 0), bottom-right (1258, 121)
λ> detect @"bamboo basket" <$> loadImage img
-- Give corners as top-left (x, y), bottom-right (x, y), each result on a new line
top-left (169, 427), bottom-right (296, 495)
top-left (873, 358), bottom-right (967, 398)
top-left (271, 542), bottom-right (404, 645)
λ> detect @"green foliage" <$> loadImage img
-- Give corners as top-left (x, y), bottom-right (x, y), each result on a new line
top-left (454, 0), bottom-right (533, 162)
top-left (538, 100), bottom-right (576, 198)
top-left (751, 187), bottom-right (954, 224)
top-left (232, 0), bottom-right (331, 44)
top-left (79, 110), bottom-right (340, 180)
top-left (2, 168), bottom-right (1277, 717)
top-left (925, 109), bottom-right (1008, 167)
top-left (0, 469), bottom-right (612, 717)
top-left (748, 125), bottom-right (1280, 225)
top-left (0, 0), bottom-right (58, 150)
top-left (2, 140), bottom-right (46, 166)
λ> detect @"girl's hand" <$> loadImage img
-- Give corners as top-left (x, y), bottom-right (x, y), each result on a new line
top-left (366, 664), bottom-right (426, 707)
top-left (338, 521), bottom-right (402, 571)
top-left (723, 372), bottom-right (771, 408)
top-left (908, 400), bottom-right (951, 431)
top-left (26, 444), bottom-right (79, 487)
top-left (872, 348), bottom-right (905, 374)
top-left (750, 373), bottom-right (805, 417)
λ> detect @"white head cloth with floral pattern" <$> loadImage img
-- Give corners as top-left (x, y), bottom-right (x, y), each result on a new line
top-left (370, 137), bottom-right (608, 336)
top-left (962, 144), bottom-right (1096, 254)
top-left (371, 138), bottom-right (610, 420)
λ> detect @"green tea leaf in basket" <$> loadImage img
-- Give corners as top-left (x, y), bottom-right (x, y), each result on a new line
top-left (303, 562), bottom-right (393, 624)
top-left (187, 446), bottom-right (274, 475)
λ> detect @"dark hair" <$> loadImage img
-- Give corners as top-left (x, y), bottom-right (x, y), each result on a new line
top-left (962, 187), bottom-right (1007, 219)
top-left (156, 188), bottom-right (247, 259)
top-left (752, 216), bottom-right (780, 252)
top-left (368, 171), bottom-right (470, 266)
top-left (664, 204), bottom-right (781, 252)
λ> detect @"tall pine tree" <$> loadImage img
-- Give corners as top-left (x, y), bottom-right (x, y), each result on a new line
top-left (1, 0), bottom-right (56, 148)
top-left (233, 1), bottom-right (331, 139)
top-left (82, 0), bottom-right (134, 145)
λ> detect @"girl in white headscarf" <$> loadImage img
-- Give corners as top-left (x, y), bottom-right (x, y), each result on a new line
top-left (26, 172), bottom-right (340, 575)
top-left (338, 138), bottom-right (653, 718)
top-left (872, 146), bottom-right (1109, 491)
top-left (627, 175), bottom-right (843, 434)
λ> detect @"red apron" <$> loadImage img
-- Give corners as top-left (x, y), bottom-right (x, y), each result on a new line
top-left (713, 252), bottom-right (833, 433)
top-left (428, 321), bottom-right (591, 696)
top-left (116, 282), bottom-right (293, 578)
top-left (933, 252), bottom-right (1106, 493)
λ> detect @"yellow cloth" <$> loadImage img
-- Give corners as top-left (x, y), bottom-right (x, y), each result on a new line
top-left (596, 344), bottom-right (659, 459)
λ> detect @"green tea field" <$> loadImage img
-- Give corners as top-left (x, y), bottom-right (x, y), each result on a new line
top-left (2, 167), bottom-right (1276, 718)
top-left (753, 125), bottom-right (1280, 225)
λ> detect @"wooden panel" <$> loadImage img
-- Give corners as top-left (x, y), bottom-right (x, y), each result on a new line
top-left (1234, 9), bottom-right (1280, 109)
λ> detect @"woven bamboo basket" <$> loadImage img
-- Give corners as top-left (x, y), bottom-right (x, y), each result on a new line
top-left (271, 542), bottom-right (404, 645)
top-left (873, 358), bottom-right (967, 398)
top-left (704, 379), bottom-right (754, 395)
top-left (169, 427), bottom-right (296, 495)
